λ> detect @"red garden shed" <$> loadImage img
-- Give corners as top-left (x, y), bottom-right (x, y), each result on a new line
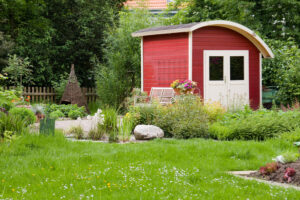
top-left (132, 20), bottom-right (274, 109)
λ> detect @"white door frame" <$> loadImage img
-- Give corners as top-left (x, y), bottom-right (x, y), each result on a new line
top-left (203, 50), bottom-right (249, 107)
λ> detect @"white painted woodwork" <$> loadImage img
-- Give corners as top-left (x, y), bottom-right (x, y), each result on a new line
top-left (204, 50), bottom-right (249, 109)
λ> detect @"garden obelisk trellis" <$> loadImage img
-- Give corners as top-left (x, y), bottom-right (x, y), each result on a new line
top-left (60, 64), bottom-right (88, 109)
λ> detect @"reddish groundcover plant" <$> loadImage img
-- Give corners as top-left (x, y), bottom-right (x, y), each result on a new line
top-left (259, 162), bottom-right (279, 175)
top-left (284, 168), bottom-right (296, 183)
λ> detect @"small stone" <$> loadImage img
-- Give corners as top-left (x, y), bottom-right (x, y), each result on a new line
top-left (129, 135), bottom-right (136, 142)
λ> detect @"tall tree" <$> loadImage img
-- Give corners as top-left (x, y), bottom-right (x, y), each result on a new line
top-left (170, 0), bottom-right (300, 43)
top-left (0, 0), bottom-right (125, 86)
top-left (95, 9), bottom-right (163, 108)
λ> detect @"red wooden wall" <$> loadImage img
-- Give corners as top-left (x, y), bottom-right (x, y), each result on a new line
top-left (143, 33), bottom-right (189, 93)
top-left (192, 26), bottom-right (260, 109)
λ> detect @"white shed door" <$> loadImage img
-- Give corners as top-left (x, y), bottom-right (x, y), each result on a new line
top-left (204, 50), bottom-right (249, 108)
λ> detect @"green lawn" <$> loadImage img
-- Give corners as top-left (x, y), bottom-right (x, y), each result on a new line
top-left (0, 133), bottom-right (299, 199)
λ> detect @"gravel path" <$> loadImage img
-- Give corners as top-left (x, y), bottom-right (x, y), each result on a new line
top-left (55, 119), bottom-right (97, 136)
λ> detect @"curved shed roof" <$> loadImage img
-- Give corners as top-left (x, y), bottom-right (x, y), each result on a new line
top-left (132, 20), bottom-right (274, 58)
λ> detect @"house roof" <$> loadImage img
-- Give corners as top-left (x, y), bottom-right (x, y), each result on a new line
top-left (125, 0), bottom-right (168, 10)
top-left (132, 20), bottom-right (274, 58)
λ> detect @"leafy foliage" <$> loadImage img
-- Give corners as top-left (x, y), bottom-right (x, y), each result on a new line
top-left (44, 104), bottom-right (86, 118)
top-left (279, 128), bottom-right (300, 142)
top-left (51, 72), bottom-right (68, 102)
top-left (8, 107), bottom-right (36, 125)
top-left (128, 95), bottom-right (209, 139)
top-left (49, 110), bottom-right (64, 120)
top-left (282, 151), bottom-right (299, 163)
top-left (95, 9), bottom-right (163, 108)
top-left (0, 112), bottom-right (28, 138)
top-left (0, 31), bottom-right (14, 68)
top-left (262, 39), bottom-right (300, 104)
top-left (259, 162), bottom-right (279, 175)
top-left (209, 108), bottom-right (300, 140)
top-left (0, 0), bottom-right (125, 87)
top-left (68, 110), bottom-right (84, 120)
top-left (169, 0), bottom-right (300, 44)
top-left (3, 54), bottom-right (33, 86)
top-left (0, 88), bottom-right (20, 111)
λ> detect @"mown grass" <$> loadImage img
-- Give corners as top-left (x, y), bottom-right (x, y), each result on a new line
top-left (0, 133), bottom-right (299, 199)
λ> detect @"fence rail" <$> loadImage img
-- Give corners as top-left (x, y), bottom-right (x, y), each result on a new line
top-left (4, 86), bottom-right (97, 103)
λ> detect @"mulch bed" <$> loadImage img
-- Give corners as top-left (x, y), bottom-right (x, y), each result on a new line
top-left (248, 160), bottom-right (300, 186)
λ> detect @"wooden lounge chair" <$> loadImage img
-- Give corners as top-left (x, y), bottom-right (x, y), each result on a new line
top-left (134, 87), bottom-right (175, 106)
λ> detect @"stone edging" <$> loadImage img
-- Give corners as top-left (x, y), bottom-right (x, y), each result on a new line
top-left (228, 171), bottom-right (300, 191)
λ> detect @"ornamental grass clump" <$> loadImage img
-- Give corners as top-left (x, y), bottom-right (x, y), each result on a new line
top-left (118, 114), bottom-right (134, 142)
top-left (101, 108), bottom-right (118, 142)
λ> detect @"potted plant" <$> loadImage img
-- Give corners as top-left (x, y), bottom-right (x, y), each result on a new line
top-left (171, 80), bottom-right (181, 94)
top-left (171, 80), bottom-right (197, 94)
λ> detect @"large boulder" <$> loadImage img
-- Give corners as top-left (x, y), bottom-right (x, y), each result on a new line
top-left (134, 125), bottom-right (164, 140)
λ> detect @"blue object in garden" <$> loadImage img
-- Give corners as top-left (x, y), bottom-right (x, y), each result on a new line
top-left (262, 86), bottom-right (278, 104)
top-left (294, 142), bottom-right (300, 147)
top-left (40, 118), bottom-right (55, 135)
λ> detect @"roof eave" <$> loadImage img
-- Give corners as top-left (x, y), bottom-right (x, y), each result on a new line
top-left (132, 20), bottom-right (274, 58)
top-left (132, 28), bottom-right (190, 37)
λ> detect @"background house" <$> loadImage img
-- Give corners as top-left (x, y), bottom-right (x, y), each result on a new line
top-left (125, 0), bottom-right (177, 15)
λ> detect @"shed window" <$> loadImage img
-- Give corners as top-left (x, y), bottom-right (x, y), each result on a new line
top-left (230, 56), bottom-right (244, 80)
top-left (209, 56), bottom-right (223, 81)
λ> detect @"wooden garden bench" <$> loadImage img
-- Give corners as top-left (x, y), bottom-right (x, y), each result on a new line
top-left (134, 87), bottom-right (175, 106)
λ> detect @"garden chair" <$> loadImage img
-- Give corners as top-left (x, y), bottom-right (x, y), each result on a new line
top-left (134, 87), bottom-right (175, 106)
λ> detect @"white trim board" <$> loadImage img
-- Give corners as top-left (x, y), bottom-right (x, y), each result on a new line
top-left (259, 53), bottom-right (262, 107)
top-left (132, 20), bottom-right (274, 59)
top-left (141, 37), bottom-right (144, 92)
top-left (188, 32), bottom-right (193, 80)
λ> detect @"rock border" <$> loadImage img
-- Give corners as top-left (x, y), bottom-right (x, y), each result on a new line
top-left (229, 171), bottom-right (300, 191)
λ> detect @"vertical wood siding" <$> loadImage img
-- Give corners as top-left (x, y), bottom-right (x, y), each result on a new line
top-left (143, 33), bottom-right (189, 94)
top-left (192, 26), bottom-right (260, 109)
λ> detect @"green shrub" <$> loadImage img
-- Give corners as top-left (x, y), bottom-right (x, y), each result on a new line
top-left (128, 95), bottom-right (209, 139)
top-left (203, 101), bottom-right (226, 122)
top-left (279, 128), bottom-right (300, 142)
top-left (49, 110), bottom-right (64, 120)
top-left (9, 107), bottom-right (36, 125)
top-left (0, 112), bottom-right (28, 138)
top-left (209, 109), bottom-right (300, 141)
top-left (160, 95), bottom-right (208, 139)
top-left (282, 151), bottom-right (299, 163)
top-left (68, 110), bottom-right (83, 119)
top-left (45, 104), bottom-right (86, 118)
top-left (128, 105), bottom-right (157, 126)
top-left (68, 126), bottom-right (84, 139)
top-left (209, 123), bottom-right (233, 140)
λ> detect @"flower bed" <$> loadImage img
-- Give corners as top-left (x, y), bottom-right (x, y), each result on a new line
top-left (248, 160), bottom-right (300, 186)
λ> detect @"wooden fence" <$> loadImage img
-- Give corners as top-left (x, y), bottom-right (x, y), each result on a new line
top-left (4, 86), bottom-right (97, 103)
